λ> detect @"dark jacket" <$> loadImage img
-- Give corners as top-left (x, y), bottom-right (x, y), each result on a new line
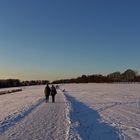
top-left (51, 86), bottom-right (57, 96)
top-left (44, 85), bottom-right (50, 96)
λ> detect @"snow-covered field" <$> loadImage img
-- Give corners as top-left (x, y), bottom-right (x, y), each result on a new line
top-left (61, 83), bottom-right (140, 140)
top-left (0, 84), bottom-right (140, 140)
top-left (0, 85), bottom-right (46, 134)
top-left (0, 85), bottom-right (69, 140)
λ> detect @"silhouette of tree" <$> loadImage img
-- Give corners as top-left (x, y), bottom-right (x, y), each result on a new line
top-left (52, 69), bottom-right (139, 84)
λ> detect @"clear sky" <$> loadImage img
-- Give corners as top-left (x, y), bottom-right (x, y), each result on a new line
top-left (0, 0), bottom-right (140, 81)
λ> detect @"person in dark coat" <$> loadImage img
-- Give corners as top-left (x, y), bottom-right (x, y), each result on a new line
top-left (51, 85), bottom-right (57, 103)
top-left (44, 84), bottom-right (50, 102)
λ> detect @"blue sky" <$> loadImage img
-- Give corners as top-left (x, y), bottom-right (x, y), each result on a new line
top-left (0, 0), bottom-right (140, 81)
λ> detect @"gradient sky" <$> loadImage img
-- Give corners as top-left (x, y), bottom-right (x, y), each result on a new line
top-left (0, 0), bottom-right (140, 81)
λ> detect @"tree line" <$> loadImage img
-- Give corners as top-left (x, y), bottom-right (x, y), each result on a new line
top-left (1, 69), bottom-right (139, 88)
top-left (0, 79), bottom-right (49, 88)
top-left (52, 69), bottom-right (140, 84)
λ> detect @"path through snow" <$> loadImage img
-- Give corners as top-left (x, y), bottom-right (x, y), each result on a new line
top-left (0, 88), bottom-right (69, 140)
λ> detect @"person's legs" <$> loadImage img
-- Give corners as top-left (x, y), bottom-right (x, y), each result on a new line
top-left (47, 95), bottom-right (49, 102)
top-left (46, 95), bottom-right (49, 102)
top-left (45, 96), bottom-right (47, 102)
top-left (52, 95), bottom-right (55, 103)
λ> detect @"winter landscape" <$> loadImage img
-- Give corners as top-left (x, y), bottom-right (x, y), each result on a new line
top-left (1, 1), bottom-right (140, 140)
top-left (0, 83), bottom-right (140, 140)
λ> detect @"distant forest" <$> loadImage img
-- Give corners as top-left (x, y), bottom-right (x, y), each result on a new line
top-left (52, 69), bottom-right (140, 84)
top-left (0, 69), bottom-right (140, 88)
top-left (0, 79), bottom-right (49, 89)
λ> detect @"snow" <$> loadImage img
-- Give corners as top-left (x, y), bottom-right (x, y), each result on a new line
top-left (0, 87), bottom-right (22, 95)
top-left (0, 86), bottom-right (45, 133)
top-left (0, 85), bottom-right (69, 140)
top-left (61, 83), bottom-right (140, 140)
top-left (0, 84), bottom-right (140, 140)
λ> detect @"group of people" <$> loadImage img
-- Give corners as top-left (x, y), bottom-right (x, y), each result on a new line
top-left (44, 84), bottom-right (57, 103)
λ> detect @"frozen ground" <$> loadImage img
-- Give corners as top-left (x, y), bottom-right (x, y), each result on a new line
top-left (0, 85), bottom-right (69, 140)
top-left (61, 83), bottom-right (140, 140)
top-left (0, 84), bottom-right (140, 140)
top-left (0, 85), bottom-right (45, 131)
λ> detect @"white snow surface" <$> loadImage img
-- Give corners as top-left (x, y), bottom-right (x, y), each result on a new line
top-left (61, 83), bottom-right (140, 140)
top-left (0, 84), bottom-right (140, 140)
top-left (0, 85), bottom-right (69, 140)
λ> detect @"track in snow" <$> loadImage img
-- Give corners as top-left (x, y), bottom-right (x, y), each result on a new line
top-left (0, 91), bottom-right (69, 140)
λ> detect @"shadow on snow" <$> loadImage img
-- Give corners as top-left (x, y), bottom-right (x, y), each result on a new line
top-left (65, 93), bottom-right (121, 140)
top-left (0, 98), bottom-right (45, 134)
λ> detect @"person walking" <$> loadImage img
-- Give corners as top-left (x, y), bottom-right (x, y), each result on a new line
top-left (44, 84), bottom-right (50, 102)
top-left (51, 85), bottom-right (57, 103)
